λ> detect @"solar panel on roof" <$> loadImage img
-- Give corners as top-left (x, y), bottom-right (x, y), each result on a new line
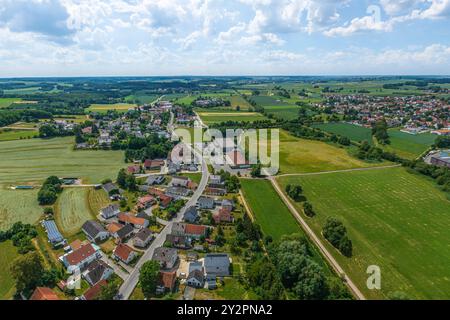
top-left (43, 220), bottom-right (64, 244)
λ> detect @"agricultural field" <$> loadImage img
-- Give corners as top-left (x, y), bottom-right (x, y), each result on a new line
top-left (86, 103), bottom-right (137, 113)
top-left (0, 137), bottom-right (125, 185)
top-left (312, 123), bottom-right (373, 144)
top-left (383, 129), bottom-right (437, 160)
top-left (0, 241), bottom-right (19, 300)
top-left (197, 111), bottom-right (268, 125)
top-left (0, 187), bottom-right (42, 231)
top-left (0, 129), bottom-right (39, 141)
top-left (125, 94), bottom-right (159, 104)
top-left (240, 179), bottom-right (302, 241)
top-left (229, 95), bottom-right (252, 110)
top-left (278, 167), bottom-right (450, 299)
top-left (55, 188), bottom-right (95, 237)
top-left (0, 97), bottom-right (22, 108)
top-left (87, 188), bottom-right (110, 217)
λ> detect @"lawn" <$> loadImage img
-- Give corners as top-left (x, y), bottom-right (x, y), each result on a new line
top-left (0, 241), bottom-right (19, 300)
top-left (240, 179), bottom-right (303, 241)
top-left (278, 167), bottom-right (450, 299)
top-left (383, 129), bottom-right (437, 160)
top-left (197, 112), bottom-right (268, 124)
top-left (312, 123), bottom-right (373, 144)
top-left (0, 137), bottom-right (125, 185)
top-left (0, 186), bottom-right (42, 231)
top-left (87, 103), bottom-right (137, 113)
top-left (0, 129), bottom-right (38, 141)
top-left (55, 188), bottom-right (96, 237)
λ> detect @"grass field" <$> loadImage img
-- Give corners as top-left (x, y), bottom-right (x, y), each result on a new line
top-left (0, 187), bottom-right (42, 231)
top-left (313, 123), bottom-right (373, 144)
top-left (87, 103), bottom-right (137, 113)
top-left (383, 129), bottom-right (437, 160)
top-left (0, 130), bottom-right (38, 141)
top-left (87, 188), bottom-right (110, 218)
top-left (0, 98), bottom-right (22, 108)
top-left (0, 137), bottom-right (125, 185)
top-left (230, 95), bottom-right (252, 110)
top-left (278, 167), bottom-right (450, 299)
top-left (0, 241), bottom-right (19, 300)
top-left (197, 112), bottom-right (268, 124)
top-left (240, 179), bottom-right (302, 241)
top-left (55, 188), bottom-right (95, 237)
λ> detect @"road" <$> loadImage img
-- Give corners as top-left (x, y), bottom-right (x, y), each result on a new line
top-left (118, 110), bottom-right (209, 300)
top-left (269, 176), bottom-right (366, 300)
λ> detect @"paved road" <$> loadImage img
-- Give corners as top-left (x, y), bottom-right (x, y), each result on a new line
top-left (269, 176), bottom-right (366, 300)
top-left (118, 111), bottom-right (209, 300)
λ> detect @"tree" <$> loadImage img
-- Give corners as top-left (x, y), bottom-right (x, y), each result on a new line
top-left (117, 169), bottom-right (127, 189)
top-left (97, 279), bottom-right (120, 300)
top-left (287, 184), bottom-right (303, 202)
top-left (435, 136), bottom-right (450, 148)
top-left (323, 217), bottom-right (352, 257)
top-left (303, 202), bottom-right (315, 217)
top-left (10, 252), bottom-right (44, 294)
top-left (139, 261), bottom-right (161, 298)
top-left (250, 163), bottom-right (262, 178)
top-left (38, 188), bottom-right (58, 205)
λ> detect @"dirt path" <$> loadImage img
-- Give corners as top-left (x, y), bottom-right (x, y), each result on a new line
top-left (276, 164), bottom-right (401, 178)
top-left (269, 176), bottom-right (367, 300)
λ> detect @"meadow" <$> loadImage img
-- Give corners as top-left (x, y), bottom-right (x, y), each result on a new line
top-left (383, 129), bottom-right (437, 159)
top-left (0, 137), bottom-right (125, 185)
top-left (0, 187), bottom-right (42, 231)
top-left (0, 241), bottom-right (19, 300)
top-left (0, 98), bottom-right (22, 108)
top-left (240, 179), bottom-right (303, 241)
top-left (278, 167), bottom-right (450, 299)
top-left (55, 188), bottom-right (96, 237)
top-left (230, 95), bottom-right (252, 110)
top-left (0, 129), bottom-right (39, 141)
top-left (197, 111), bottom-right (268, 124)
top-left (312, 123), bottom-right (373, 144)
top-left (87, 103), bottom-right (137, 113)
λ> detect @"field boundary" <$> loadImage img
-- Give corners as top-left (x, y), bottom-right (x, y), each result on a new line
top-left (276, 164), bottom-right (401, 178)
top-left (269, 176), bottom-right (366, 300)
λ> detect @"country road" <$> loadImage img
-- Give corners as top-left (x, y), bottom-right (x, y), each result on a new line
top-left (269, 176), bottom-right (366, 300)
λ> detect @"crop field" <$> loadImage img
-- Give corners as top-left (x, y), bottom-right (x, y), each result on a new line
top-left (0, 187), bottom-right (42, 231)
top-left (0, 98), bottom-right (22, 108)
top-left (383, 129), bottom-right (437, 159)
top-left (0, 241), bottom-right (19, 300)
top-left (0, 129), bottom-right (39, 141)
top-left (251, 95), bottom-right (292, 107)
top-left (0, 137), bottom-right (125, 185)
top-left (197, 111), bottom-right (268, 124)
top-left (312, 123), bottom-right (373, 144)
top-left (230, 95), bottom-right (252, 110)
top-left (264, 105), bottom-right (300, 120)
top-left (55, 188), bottom-right (95, 237)
top-left (87, 103), bottom-right (137, 113)
top-left (278, 167), bottom-right (450, 299)
top-left (257, 130), bottom-right (384, 175)
top-left (240, 179), bottom-right (303, 241)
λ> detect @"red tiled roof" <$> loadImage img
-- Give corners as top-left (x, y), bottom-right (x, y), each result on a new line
top-left (138, 195), bottom-right (155, 205)
top-left (30, 287), bottom-right (60, 301)
top-left (118, 213), bottom-right (147, 227)
top-left (107, 222), bottom-right (122, 234)
top-left (149, 188), bottom-right (165, 197)
top-left (66, 243), bottom-right (96, 266)
top-left (145, 159), bottom-right (165, 168)
top-left (214, 208), bottom-right (233, 223)
top-left (83, 280), bottom-right (107, 300)
top-left (114, 244), bottom-right (134, 262)
top-left (158, 271), bottom-right (177, 291)
top-left (184, 224), bottom-right (206, 236)
top-left (159, 194), bottom-right (173, 207)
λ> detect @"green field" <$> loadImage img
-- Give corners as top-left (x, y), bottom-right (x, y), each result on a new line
top-left (0, 98), bottom-right (22, 108)
top-left (240, 179), bottom-right (302, 241)
top-left (0, 137), bottom-right (125, 185)
top-left (197, 111), bottom-right (268, 124)
top-left (0, 241), bottom-right (19, 299)
top-left (383, 129), bottom-right (437, 159)
top-left (125, 94), bottom-right (159, 104)
top-left (313, 123), bottom-right (373, 144)
top-left (278, 167), bottom-right (450, 299)
top-left (0, 187), bottom-right (42, 231)
top-left (56, 188), bottom-right (95, 237)
top-left (230, 95), bottom-right (252, 110)
top-left (0, 130), bottom-right (38, 141)
top-left (87, 103), bottom-right (137, 113)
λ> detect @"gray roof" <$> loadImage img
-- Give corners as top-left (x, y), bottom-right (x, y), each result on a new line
top-left (100, 204), bottom-right (120, 216)
top-left (183, 206), bottom-right (199, 223)
top-left (171, 222), bottom-right (186, 235)
top-left (85, 260), bottom-right (111, 285)
top-left (166, 186), bottom-right (190, 197)
top-left (146, 175), bottom-right (164, 185)
top-left (102, 183), bottom-right (119, 193)
top-left (82, 220), bottom-right (107, 239)
top-left (116, 224), bottom-right (134, 240)
top-left (188, 261), bottom-right (203, 274)
top-left (188, 269), bottom-right (204, 283)
top-left (152, 247), bottom-right (178, 264)
top-left (43, 220), bottom-right (64, 244)
top-left (135, 228), bottom-right (153, 242)
top-left (204, 254), bottom-right (230, 275)
top-left (197, 196), bottom-right (215, 208)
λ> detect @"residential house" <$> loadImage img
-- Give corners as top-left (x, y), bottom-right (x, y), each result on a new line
top-left (156, 271), bottom-right (177, 294)
top-left (183, 206), bottom-right (200, 223)
top-left (186, 270), bottom-right (204, 288)
top-left (102, 183), bottom-right (119, 195)
top-left (81, 280), bottom-right (108, 300)
top-left (115, 224), bottom-right (135, 242)
top-left (113, 244), bottom-right (137, 265)
top-left (159, 194), bottom-right (173, 209)
top-left (171, 176), bottom-right (190, 187)
top-left (221, 199), bottom-right (234, 211)
top-left (213, 208), bottom-right (234, 224)
top-left (127, 165), bottom-right (141, 175)
top-left (205, 187), bottom-right (227, 196)
top-left (83, 260), bottom-right (114, 286)
top-left (152, 247), bottom-right (178, 270)
top-left (209, 175), bottom-right (223, 185)
top-left (204, 254), bottom-right (231, 280)
top-left (165, 234), bottom-right (191, 249)
top-left (166, 186), bottom-right (191, 197)
top-left (136, 195), bottom-right (156, 210)
top-left (133, 228), bottom-right (153, 248)
top-left (82, 220), bottom-right (109, 243)
top-left (146, 175), bottom-right (165, 186)
top-left (30, 287), bottom-right (60, 301)
top-left (197, 196), bottom-right (215, 210)
top-left (107, 222), bottom-right (124, 238)
top-left (118, 212), bottom-right (149, 229)
top-left (100, 204), bottom-right (120, 219)
top-left (62, 243), bottom-right (102, 273)
top-left (144, 159), bottom-right (165, 171)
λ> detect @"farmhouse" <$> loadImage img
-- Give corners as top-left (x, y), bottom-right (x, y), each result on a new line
top-left (100, 204), bottom-right (120, 219)
top-left (82, 220), bottom-right (109, 243)
top-left (133, 228), bottom-right (153, 248)
top-left (83, 260), bottom-right (114, 286)
top-left (152, 247), bottom-right (178, 270)
top-left (30, 287), bottom-right (60, 301)
top-left (113, 244), bottom-right (137, 265)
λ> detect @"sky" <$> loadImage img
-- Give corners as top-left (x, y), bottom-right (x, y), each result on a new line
top-left (0, 0), bottom-right (450, 77)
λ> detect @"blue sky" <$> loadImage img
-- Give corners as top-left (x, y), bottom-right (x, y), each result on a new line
top-left (0, 0), bottom-right (450, 77)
